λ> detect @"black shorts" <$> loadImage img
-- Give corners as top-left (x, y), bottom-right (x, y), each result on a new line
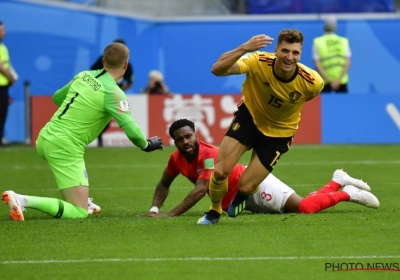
top-left (321, 83), bottom-right (348, 93)
top-left (225, 102), bottom-right (293, 172)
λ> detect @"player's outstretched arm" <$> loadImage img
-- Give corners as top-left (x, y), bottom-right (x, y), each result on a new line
top-left (143, 170), bottom-right (175, 217)
top-left (107, 94), bottom-right (152, 149)
top-left (148, 178), bottom-right (209, 217)
top-left (119, 121), bottom-right (160, 150)
top-left (166, 178), bottom-right (209, 217)
top-left (142, 136), bottom-right (163, 152)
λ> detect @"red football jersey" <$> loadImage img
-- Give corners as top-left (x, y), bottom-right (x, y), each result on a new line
top-left (166, 141), bottom-right (245, 211)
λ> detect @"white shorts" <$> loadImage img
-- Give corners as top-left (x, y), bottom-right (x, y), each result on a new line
top-left (247, 173), bottom-right (295, 214)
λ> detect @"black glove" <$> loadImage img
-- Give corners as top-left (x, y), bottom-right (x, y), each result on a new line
top-left (142, 136), bottom-right (163, 152)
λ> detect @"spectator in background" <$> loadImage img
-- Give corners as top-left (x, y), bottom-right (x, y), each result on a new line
top-left (91, 38), bottom-right (135, 147)
top-left (144, 70), bottom-right (171, 96)
top-left (0, 21), bottom-right (16, 146)
top-left (312, 15), bottom-right (351, 93)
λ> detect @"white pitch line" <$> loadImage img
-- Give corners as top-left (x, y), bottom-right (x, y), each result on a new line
top-left (1, 255), bottom-right (400, 265)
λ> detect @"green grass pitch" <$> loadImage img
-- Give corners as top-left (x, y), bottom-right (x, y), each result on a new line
top-left (0, 144), bottom-right (399, 280)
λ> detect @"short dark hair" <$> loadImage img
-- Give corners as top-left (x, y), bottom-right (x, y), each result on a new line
top-left (169, 119), bottom-right (195, 139)
top-left (113, 38), bottom-right (126, 45)
top-left (277, 29), bottom-right (304, 46)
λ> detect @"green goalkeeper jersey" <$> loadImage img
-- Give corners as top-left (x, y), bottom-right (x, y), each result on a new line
top-left (38, 69), bottom-right (148, 154)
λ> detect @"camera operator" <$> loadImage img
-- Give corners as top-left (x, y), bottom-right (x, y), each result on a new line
top-left (145, 70), bottom-right (171, 96)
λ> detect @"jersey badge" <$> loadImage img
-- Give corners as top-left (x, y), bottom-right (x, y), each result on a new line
top-left (204, 158), bottom-right (215, 170)
top-left (118, 100), bottom-right (130, 112)
top-left (289, 91), bottom-right (302, 103)
top-left (232, 122), bottom-right (240, 131)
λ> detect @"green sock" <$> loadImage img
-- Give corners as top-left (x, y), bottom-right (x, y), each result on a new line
top-left (26, 196), bottom-right (88, 219)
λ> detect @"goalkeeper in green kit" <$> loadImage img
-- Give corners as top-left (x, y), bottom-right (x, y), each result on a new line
top-left (1, 42), bottom-right (163, 221)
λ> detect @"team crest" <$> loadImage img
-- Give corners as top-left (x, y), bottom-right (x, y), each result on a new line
top-left (289, 91), bottom-right (302, 102)
top-left (232, 123), bottom-right (240, 131)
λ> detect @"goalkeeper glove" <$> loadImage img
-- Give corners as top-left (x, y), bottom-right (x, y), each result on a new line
top-left (142, 136), bottom-right (163, 152)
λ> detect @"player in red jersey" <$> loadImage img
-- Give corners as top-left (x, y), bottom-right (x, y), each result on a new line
top-left (144, 119), bottom-right (379, 222)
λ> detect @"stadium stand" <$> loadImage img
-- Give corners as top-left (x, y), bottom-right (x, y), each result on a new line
top-left (60, 0), bottom-right (397, 15)
top-left (246, 0), bottom-right (395, 14)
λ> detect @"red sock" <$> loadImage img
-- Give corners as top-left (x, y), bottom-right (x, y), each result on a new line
top-left (314, 180), bottom-right (342, 194)
top-left (299, 191), bottom-right (350, 213)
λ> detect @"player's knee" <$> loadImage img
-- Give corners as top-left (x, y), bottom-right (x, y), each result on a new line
top-left (213, 168), bottom-right (229, 181)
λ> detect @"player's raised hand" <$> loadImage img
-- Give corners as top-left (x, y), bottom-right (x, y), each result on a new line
top-left (142, 136), bottom-right (163, 152)
top-left (242, 34), bottom-right (274, 52)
